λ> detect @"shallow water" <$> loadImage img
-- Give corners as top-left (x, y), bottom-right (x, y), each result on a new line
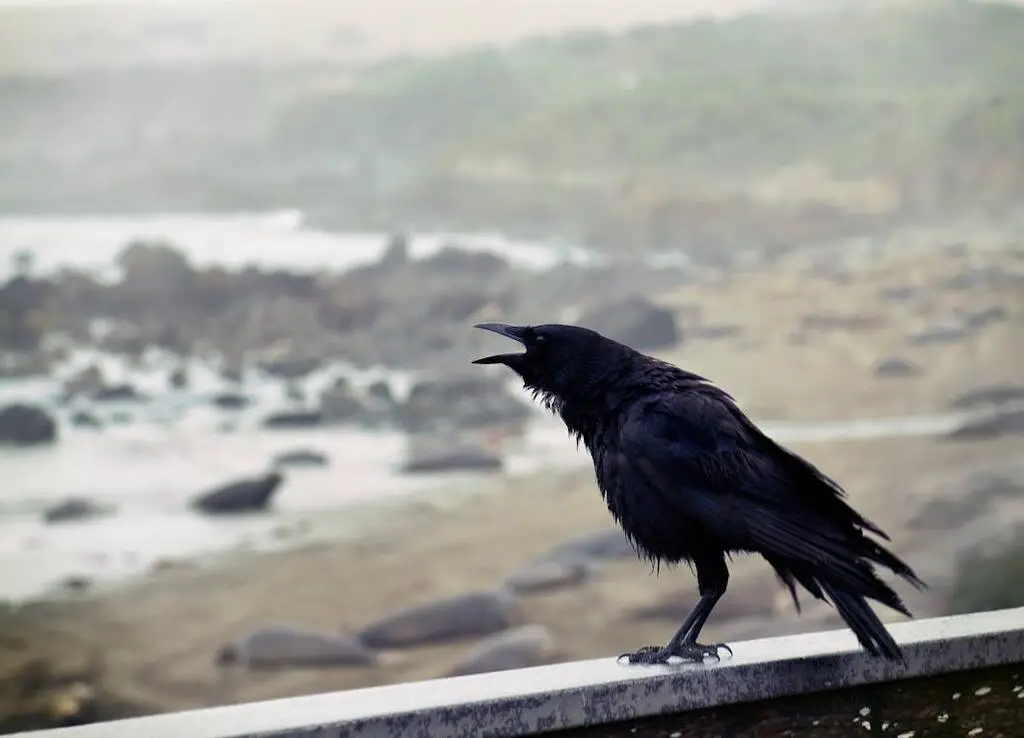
top-left (0, 210), bottom-right (602, 281)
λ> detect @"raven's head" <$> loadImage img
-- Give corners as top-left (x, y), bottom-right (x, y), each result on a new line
top-left (472, 322), bottom-right (630, 408)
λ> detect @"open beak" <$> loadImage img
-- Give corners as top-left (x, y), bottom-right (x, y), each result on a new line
top-left (472, 323), bottom-right (528, 365)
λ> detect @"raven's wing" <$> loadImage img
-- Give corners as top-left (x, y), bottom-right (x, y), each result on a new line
top-left (612, 389), bottom-right (890, 581)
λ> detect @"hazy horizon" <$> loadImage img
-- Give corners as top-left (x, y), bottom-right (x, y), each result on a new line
top-left (0, 0), bottom-right (787, 73)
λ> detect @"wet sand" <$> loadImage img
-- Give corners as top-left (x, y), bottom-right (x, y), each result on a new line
top-left (2, 242), bottom-right (1022, 729)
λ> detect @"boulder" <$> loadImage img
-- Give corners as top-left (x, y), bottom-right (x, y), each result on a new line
top-left (578, 296), bottom-right (679, 350)
top-left (874, 356), bottom-right (920, 379)
top-left (43, 498), bottom-right (114, 525)
top-left (62, 366), bottom-right (105, 399)
top-left (400, 435), bottom-right (503, 475)
top-left (947, 408), bottom-right (1024, 441)
top-left (949, 383), bottom-right (1024, 411)
top-left (91, 384), bottom-right (149, 403)
top-left (216, 626), bottom-right (376, 669)
top-left (272, 449), bottom-right (329, 468)
top-left (908, 470), bottom-right (1024, 532)
top-left (397, 374), bottom-right (532, 434)
top-left (540, 529), bottom-right (637, 564)
top-left (358, 590), bottom-right (522, 649)
top-left (0, 404), bottom-right (57, 446)
top-left (262, 410), bottom-right (322, 429)
top-left (908, 324), bottom-right (966, 345)
top-left (962, 306), bottom-right (1007, 330)
top-left (366, 380), bottom-right (395, 406)
top-left (503, 559), bottom-right (594, 595)
top-left (446, 625), bottom-right (558, 677)
top-left (190, 472), bottom-right (283, 515)
top-left (258, 356), bottom-right (323, 380)
top-left (318, 378), bottom-right (365, 424)
top-left (211, 392), bottom-right (252, 410)
top-left (168, 366), bottom-right (189, 390)
top-left (69, 410), bottom-right (102, 429)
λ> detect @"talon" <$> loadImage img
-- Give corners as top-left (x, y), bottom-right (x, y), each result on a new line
top-left (618, 642), bottom-right (733, 666)
top-left (684, 642), bottom-right (732, 662)
top-left (617, 645), bottom-right (662, 665)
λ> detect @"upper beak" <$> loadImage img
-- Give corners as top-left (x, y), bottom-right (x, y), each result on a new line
top-left (472, 323), bottom-right (528, 365)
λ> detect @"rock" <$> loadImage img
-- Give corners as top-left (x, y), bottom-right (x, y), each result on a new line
top-left (419, 247), bottom-right (509, 279)
top-left (358, 590), bottom-right (522, 648)
top-left (262, 410), bottom-right (322, 429)
top-left (446, 625), bottom-right (558, 677)
top-left (908, 324), bottom-right (966, 345)
top-left (908, 470), bottom-right (1024, 531)
top-left (380, 233), bottom-right (410, 267)
top-left (117, 239), bottom-right (193, 288)
top-left (874, 356), bottom-right (920, 378)
top-left (168, 366), bottom-right (189, 390)
top-left (190, 472), bottom-right (283, 515)
top-left (878, 285), bottom-right (917, 302)
top-left (579, 295), bottom-right (679, 350)
top-left (285, 383), bottom-right (305, 403)
top-left (69, 410), bottom-right (102, 429)
top-left (62, 366), bottom-right (105, 399)
top-left (43, 498), bottom-right (114, 525)
top-left (949, 383), bottom-right (1024, 410)
top-left (947, 408), bottom-right (1024, 441)
top-left (0, 404), bottom-right (57, 446)
top-left (211, 392), bottom-right (251, 410)
top-left (366, 380), bottom-right (395, 406)
top-left (541, 529), bottom-right (637, 564)
top-left (962, 306), bottom-right (1007, 330)
top-left (400, 435), bottom-right (503, 475)
top-left (91, 384), bottom-right (149, 403)
top-left (272, 449), bottom-right (329, 468)
top-left (942, 266), bottom-right (1013, 291)
top-left (319, 378), bottom-right (365, 424)
top-left (397, 374), bottom-right (532, 434)
top-left (258, 356), bottom-right (323, 380)
top-left (503, 559), bottom-right (594, 595)
top-left (801, 312), bottom-right (882, 332)
top-left (0, 275), bottom-right (58, 351)
top-left (216, 626), bottom-right (376, 669)
top-left (60, 576), bottom-right (92, 593)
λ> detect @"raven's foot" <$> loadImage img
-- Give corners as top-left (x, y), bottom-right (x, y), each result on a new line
top-left (617, 641), bottom-right (732, 665)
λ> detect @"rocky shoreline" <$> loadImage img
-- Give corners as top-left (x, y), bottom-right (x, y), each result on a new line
top-left (1, 234), bottom-right (1022, 731)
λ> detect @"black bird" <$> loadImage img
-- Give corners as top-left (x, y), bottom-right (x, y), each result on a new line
top-left (472, 322), bottom-right (925, 664)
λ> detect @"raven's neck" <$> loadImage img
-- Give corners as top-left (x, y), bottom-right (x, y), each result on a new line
top-left (533, 354), bottom-right (670, 447)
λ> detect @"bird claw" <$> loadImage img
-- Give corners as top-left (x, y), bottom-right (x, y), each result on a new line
top-left (617, 642), bottom-right (732, 665)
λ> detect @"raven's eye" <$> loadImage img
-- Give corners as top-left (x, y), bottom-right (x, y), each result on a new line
top-left (533, 334), bottom-right (547, 345)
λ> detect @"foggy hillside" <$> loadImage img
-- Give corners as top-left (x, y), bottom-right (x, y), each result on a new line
top-left (1, 0), bottom-right (1022, 256)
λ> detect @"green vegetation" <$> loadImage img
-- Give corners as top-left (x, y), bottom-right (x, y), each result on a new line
top-left (281, 1), bottom-right (1024, 181)
top-left (946, 527), bottom-right (1024, 616)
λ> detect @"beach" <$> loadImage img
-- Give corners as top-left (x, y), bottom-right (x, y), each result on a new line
top-left (1, 231), bottom-right (1021, 730)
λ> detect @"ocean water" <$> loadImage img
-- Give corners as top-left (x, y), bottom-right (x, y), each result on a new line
top-left (0, 210), bottom-right (603, 281)
top-left (0, 211), bottom-right (985, 604)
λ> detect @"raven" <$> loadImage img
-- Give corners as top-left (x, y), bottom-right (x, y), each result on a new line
top-left (472, 322), bottom-right (925, 664)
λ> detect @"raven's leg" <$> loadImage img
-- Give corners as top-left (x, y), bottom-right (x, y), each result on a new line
top-left (619, 553), bottom-right (732, 665)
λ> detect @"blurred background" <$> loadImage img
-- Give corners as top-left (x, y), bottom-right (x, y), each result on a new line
top-left (1, 0), bottom-right (1023, 730)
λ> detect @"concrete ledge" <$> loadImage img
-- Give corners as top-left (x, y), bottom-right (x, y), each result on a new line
top-left (18, 608), bottom-right (1024, 738)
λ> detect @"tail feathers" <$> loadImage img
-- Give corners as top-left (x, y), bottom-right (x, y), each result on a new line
top-left (862, 539), bottom-right (927, 592)
top-left (822, 581), bottom-right (905, 662)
